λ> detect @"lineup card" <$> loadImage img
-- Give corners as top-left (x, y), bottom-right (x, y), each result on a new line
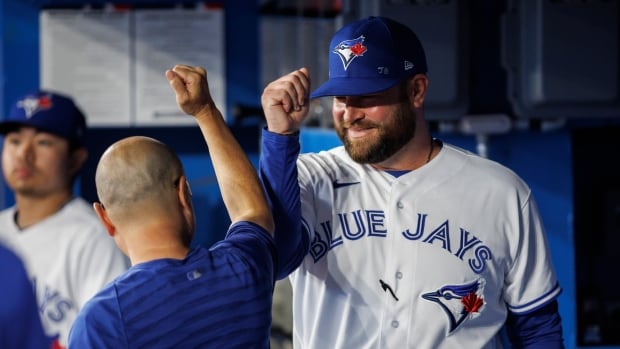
top-left (40, 6), bottom-right (225, 127)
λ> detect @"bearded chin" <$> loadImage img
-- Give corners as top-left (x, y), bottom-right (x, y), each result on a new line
top-left (343, 136), bottom-right (395, 163)
top-left (339, 109), bottom-right (417, 164)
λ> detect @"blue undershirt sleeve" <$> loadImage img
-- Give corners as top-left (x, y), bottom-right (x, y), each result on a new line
top-left (505, 300), bottom-right (565, 349)
top-left (259, 128), bottom-right (309, 279)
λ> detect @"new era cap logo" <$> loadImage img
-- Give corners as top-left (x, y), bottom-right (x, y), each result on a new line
top-left (404, 60), bottom-right (414, 71)
top-left (333, 35), bottom-right (367, 70)
top-left (17, 95), bottom-right (53, 118)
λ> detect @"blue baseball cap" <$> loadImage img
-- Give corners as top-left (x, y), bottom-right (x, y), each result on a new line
top-left (0, 90), bottom-right (86, 145)
top-left (310, 16), bottom-right (428, 99)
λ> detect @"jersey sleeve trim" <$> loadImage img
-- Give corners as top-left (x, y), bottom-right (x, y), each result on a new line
top-left (508, 281), bottom-right (562, 314)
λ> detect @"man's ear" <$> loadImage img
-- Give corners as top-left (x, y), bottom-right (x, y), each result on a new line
top-left (185, 178), bottom-right (192, 197)
top-left (93, 202), bottom-right (116, 237)
top-left (69, 147), bottom-right (88, 176)
top-left (177, 175), bottom-right (193, 210)
top-left (409, 74), bottom-right (428, 109)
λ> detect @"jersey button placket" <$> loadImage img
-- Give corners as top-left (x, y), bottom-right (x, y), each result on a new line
top-left (392, 273), bottom-right (402, 329)
top-left (381, 189), bottom-right (408, 347)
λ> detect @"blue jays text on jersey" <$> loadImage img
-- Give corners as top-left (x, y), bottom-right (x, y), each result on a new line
top-left (307, 209), bottom-right (492, 275)
top-left (33, 277), bottom-right (74, 324)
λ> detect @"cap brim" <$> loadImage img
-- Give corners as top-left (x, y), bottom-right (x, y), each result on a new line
top-left (0, 121), bottom-right (28, 135)
top-left (310, 77), bottom-right (402, 99)
top-left (0, 121), bottom-right (78, 144)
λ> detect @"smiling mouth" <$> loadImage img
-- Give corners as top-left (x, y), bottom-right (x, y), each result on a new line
top-left (346, 127), bottom-right (376, 139)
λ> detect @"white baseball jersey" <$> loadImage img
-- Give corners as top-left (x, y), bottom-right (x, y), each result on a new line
top-left (0, 197), bottom-right (129, 348)
top-left (289, 142), bottom-right (561, 349)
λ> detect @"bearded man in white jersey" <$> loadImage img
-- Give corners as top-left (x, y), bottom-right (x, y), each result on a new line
top-left (259, 16), bottom-right (565, 348)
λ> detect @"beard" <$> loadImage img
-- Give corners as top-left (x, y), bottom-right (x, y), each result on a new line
top-left (336, 103), bottom-right (417, 164)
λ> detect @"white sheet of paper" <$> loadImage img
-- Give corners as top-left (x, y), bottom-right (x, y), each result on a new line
top-left (40, 9), bottom-right (132, 126)
top-left (134, 8), bottom-right (225, 126)
top-left (40, 7), bottom-right (226, 127)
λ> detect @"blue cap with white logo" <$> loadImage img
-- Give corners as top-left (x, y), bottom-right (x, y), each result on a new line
top-left (0, 90), bottom-right (86, 145)
top-left (310, 16), bottom-right (428, 99)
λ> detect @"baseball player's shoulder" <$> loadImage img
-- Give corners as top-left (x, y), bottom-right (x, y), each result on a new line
top-left (56, 197), bottom-right (103, 227)
top-left (0, 206), bottom-right (19, 239)
top-left (63, 197), bottom-right (98, 216)
top-left (50, 197), bottom-right (115, 242)
top-left (216, 223), bottom-right (277, 268)
top-left (70, 283), bottom-right (123, 343)
top-left (298, 146), bottom-right (360, 177)
top-left (299, 144), bottom-right (347, 162)
top-left (80, 280), bottom-right (119, 312)
top-left (443, 143), bottom-right (529, 190)
top-left (0, 205), bottom-right (16, 220)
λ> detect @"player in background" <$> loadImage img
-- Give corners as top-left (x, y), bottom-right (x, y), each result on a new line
top-left (0, 91), bottom-right (130, 348)
top-left (68, 65), bottom-right (280, 348)
top-left (259, 16), bottom-right (565, 348)
top-left (0, 242), bottom-right (50, 349)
